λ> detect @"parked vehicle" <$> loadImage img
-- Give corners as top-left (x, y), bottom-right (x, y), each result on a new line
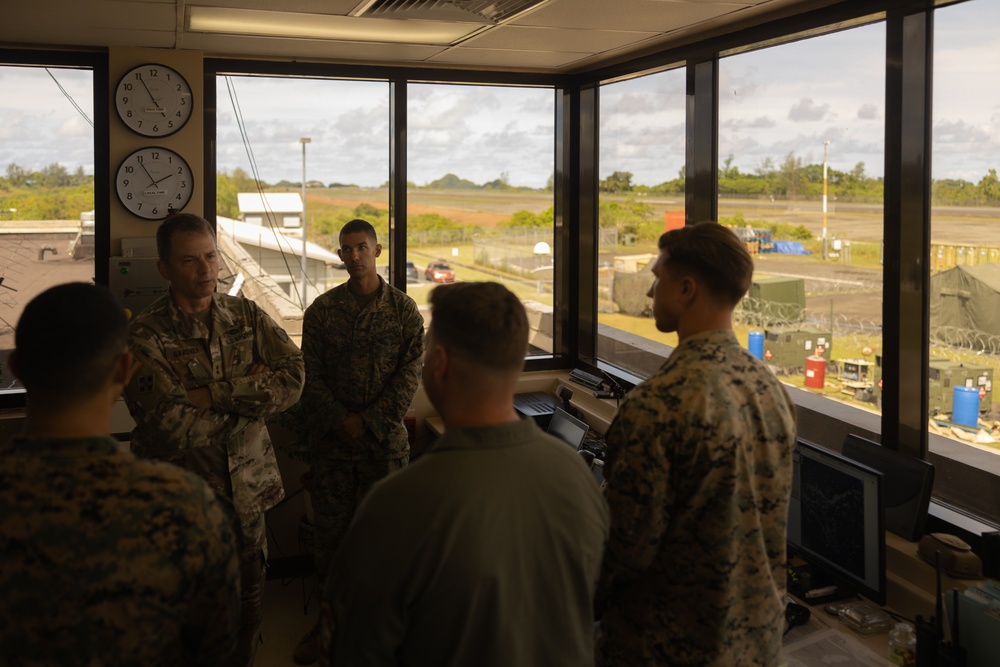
top-left (425, 259), bottom-right (456, 283)
top-left (406, 260), bottom-right (419, 282)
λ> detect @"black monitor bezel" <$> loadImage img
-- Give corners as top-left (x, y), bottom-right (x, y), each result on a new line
top-left (545, 406), bottom-right (590, 450)
top-left (842, 433), bottom-right (935, 542)
top-left (789, 438), bottom-right (887, 605)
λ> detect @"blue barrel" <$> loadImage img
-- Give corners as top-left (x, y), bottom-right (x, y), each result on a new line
top-left (952, 385), bottom-right (980, 427)
top-left (748, 331), bottom-right (764, 360)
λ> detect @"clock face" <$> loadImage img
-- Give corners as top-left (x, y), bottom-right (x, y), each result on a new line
top-left (116, 147), bottom-right (194, 220)
top-left (115, 63), bottom-right (193, 137)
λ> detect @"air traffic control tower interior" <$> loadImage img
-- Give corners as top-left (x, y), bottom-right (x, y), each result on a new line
top-left (4, 0), bottom-right (1000, 661)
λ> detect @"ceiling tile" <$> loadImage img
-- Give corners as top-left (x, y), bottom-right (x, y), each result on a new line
top-left (513, 0), bottom-right (747, 32)
top-left (464, 25), bottom-right (660, 53)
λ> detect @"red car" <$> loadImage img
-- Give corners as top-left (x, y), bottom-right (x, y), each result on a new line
top-left (425, 260), bottom-right (456, 283)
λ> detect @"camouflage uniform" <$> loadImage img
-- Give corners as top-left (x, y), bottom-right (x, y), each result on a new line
top-left (301, 277), bottom-right (423, 588)
top-left (596, 329), bottom-right (797, 667)
top-left (123, 291), bottom-right (304, 666)
top-left (0, 435), bottom-right (240, 667)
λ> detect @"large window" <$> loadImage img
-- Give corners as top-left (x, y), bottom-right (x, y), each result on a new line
top-left (717, 24), bottom-right (886, 414)
top-left (0, 62), bottom-right (95, 394)
top-left (407, 82), bottom-right (556, 354)
top-left (215, 75), bottom-right (390, 313)
top-left (597, 68), bottom-right (686, 377)
top-left (931, 0), bottom-right (1000, 454)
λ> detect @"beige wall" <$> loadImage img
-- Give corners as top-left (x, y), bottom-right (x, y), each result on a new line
top-left (108, 47), bottom-right (205, 252)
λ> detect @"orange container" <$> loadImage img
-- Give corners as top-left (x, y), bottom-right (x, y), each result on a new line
top-left (804, 355), bottom-right (826, 389)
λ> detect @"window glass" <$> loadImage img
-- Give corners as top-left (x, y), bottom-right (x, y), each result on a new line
top-left (0, 64), bottom-right (95, 394)
top-left (598, 68), bottom-right (686, 377)
top-left (718, 25), bottom-right (885, 410)
top-left (406, 83), bottom-right (555, 354)
top-left (216, 75), bottom-right (390, 315)
top-left (931, 0), bottom-right (1000, 456)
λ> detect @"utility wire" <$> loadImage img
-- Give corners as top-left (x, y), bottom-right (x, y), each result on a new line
top-left (223, 76), bottom-right (319, 309)
top-left (45, 68), bottom-right (93, 128)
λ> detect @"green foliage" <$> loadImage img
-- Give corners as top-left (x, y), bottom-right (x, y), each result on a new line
top-left (720, 212), bottom-right (811, 241)
top-left (426, 173), bottom-right (480, 189)
top-left (1, 184), bottom-right (93, 219)
top-left (501, 207), bottom-right (553, 227)
top-left (599, 197), bottom-right (662, 242)
top-left (600, 171), bottom-right (633, 193)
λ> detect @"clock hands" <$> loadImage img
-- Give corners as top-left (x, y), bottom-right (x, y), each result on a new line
top-left (137, 161), bottom-right (158, 187)
top-left (137, 76), bottom-right (166, 117)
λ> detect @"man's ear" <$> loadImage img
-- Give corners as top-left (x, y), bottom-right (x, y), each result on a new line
top-left (111, 352), bottom-right (133, 387)
top-left (156, 259), bottom-right (170, 281)
top-left (374, 243), bottom-right (383, 259)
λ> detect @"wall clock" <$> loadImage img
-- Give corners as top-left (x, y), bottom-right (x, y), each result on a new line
top-left (116, 147), bottom-right (194, 220)
top-left (115, 63), bottom-right (193, 137)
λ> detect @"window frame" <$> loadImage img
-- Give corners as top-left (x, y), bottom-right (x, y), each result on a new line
top-left (0, 49), bottom-right (109, 410)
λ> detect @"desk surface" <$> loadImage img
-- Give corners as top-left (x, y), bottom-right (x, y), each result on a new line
top-left (782, 598), bottom-right (891, 666)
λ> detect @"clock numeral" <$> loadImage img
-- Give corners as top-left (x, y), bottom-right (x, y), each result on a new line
top-left (149, 68), bottom-right (158, 77)
top-left (121, 96), bottom-right (129, 104)
top-left (180, 181), bottom-right (187, 188)
top-left (176, 194), bottom-right (182, 200)
top-left (122, 179), bottom-right (129, 186)
top-left (152, 207), bottom-right (158, 215)
top-left (124, 166), bottom-right (134, 174)
top-left (176, 83), bottom-right (182, 91)
top-left (133, 73), bottom-right (143, 80)
top-left (123, 83), bottom-right (133, 91)
top-left (127, 193), bottom-right (133, 200)
top-left (152, 125), bottom-right (159, 133)
top-left (126, 110), bottom-right (133, 118)
top-left (150, 151), bottom-right (159, 159)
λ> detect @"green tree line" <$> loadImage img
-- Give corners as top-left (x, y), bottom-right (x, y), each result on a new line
top-left (600, 154), bottom-right (1000, 207)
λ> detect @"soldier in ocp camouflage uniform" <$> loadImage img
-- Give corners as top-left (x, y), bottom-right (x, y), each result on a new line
top-left (595, 223), bottom-right (797, 667)
top-left (0, 283), bottom-right (241, 666)
top-left (294, 218), bottom-right (423, 664)
top-left (123, 214), bottom-right (304, 667)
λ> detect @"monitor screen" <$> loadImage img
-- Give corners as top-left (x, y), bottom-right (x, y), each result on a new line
top-left (788, 438), bottom-right (886, 605)
top-left (546, 406), bottom-right (589, 450)
top-left (842, 433), bottom-right (934, 542)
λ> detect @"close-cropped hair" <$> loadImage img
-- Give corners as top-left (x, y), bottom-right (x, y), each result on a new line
top-left (339, 218), bottom-right (378, 245)
top-left (156, 213), bottom-right (215, 262)
top-left (658, 221), bottom-right (754, 305)
top-left (428, 282), bottom-right (528, 372)
top-left (15, 283), bottom-right (128, 401)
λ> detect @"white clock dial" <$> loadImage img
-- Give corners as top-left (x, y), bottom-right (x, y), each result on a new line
top-left (115, 63), bottom-right (193, 137)
top-left (116, 147), bottom-right (194, 220)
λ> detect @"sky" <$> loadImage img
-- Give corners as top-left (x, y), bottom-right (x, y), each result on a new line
top-left (2, 0), bottom-right (998, 189)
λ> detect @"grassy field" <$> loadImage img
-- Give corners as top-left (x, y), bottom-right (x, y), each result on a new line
top-left (297, 186), bottom-right (999, 416)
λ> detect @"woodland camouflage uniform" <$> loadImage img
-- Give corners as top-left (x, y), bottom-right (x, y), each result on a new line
top-left (301, 277), bottom-right (424, 588)
top-left (0, 435), bottom-right (240, 667)
top-left (596, 329), bottom-right (797, 667)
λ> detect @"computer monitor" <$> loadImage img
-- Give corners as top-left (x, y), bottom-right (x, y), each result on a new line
top-left (788, 438), bottom-right (886, 605)
top-left (546, 407), bottom-right (590, 451)
top-left (842, 433), bottom-right (935, 542)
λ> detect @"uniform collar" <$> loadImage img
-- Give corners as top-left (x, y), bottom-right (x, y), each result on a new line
top-left (165, 292), bottom-right (237, 339)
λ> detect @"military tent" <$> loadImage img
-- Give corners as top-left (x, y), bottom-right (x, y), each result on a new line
top-left (930, 264), bottom-right (1000, 344)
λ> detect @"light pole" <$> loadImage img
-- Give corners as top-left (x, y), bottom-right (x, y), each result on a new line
top-left (822, 140), bottom-right (830, 260)
top-left (300, 137), bottom-right (311, 309)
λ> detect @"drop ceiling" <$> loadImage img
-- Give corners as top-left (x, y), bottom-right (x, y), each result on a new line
top-left (2, 0), bottom-right (838, 74)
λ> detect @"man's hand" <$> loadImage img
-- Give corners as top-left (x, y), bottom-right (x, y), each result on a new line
top-left (187, 387), bottom-right (213, 409)
top-left (333, 413), bottom-right (372, 448)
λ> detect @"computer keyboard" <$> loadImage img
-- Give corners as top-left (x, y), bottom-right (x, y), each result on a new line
top-left (569, 368), bottom-right (605, 390)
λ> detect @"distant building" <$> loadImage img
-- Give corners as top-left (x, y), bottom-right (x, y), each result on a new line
top-left (217, 216), bottom-right (342, 306)
top-left (237, 192), bottom-right (303, 231)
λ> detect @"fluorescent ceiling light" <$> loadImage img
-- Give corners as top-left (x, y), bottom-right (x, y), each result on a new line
top-left (187, 6), bottom-right (483, 45)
